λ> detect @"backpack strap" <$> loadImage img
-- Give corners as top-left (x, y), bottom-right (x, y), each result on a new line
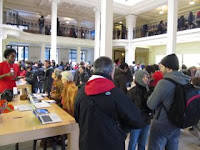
top-left (156, 77), bottom-right (177, 120)
top-left (89, 90), bottom-right (119, 122)
top-left (164, 77), bottom-right (178, 85)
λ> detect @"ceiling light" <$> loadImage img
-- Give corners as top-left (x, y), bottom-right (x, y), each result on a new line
top-left (119, 21), bottom-right (122, 24)
top-left (66, 20), bottom-right (70, 24)
top-left (159, 10), bottom-right (164, 14)
top-left (189, 1), bottom-right (195, 5)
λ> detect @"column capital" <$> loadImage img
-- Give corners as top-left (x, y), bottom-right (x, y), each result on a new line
top-left (49, 0), bottom-right (60, 4)
top-left (125, 14), bottom-right (137, 20)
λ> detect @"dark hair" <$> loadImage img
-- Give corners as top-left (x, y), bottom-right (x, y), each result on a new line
top-left (44, 60), bottom-right (51, 65)
top-left (181, 64), bottom-right (187, 70)
top-left (119, 63), bottom-right (128, 70)
top-left (80, 65), bottom-right (86, 71)
top-left (80, 61), bottom-right (85, 66)
top-left (20, 66), bottom-right (26, 70)
top-left (153, 64), bottom-right (159, 71)
top-left (26, 65), bottom-right (32, 71)
top-left (145, 65), bottom-right (155, 74)
top-left (3, 48), bottom-right (16, 59)
top-left (114, 59), bottom-right (120, 64)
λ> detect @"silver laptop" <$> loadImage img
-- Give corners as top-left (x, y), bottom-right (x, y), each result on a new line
top-left (32, 109), bottom-right (62, 125)
top-left (28, 94), bottom-right (62, 124)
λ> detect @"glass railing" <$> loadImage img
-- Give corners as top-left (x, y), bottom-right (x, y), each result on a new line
top-left (133, 10), bottom-right (200, 39)
top-left (3, 8), bottom-right (95, 40)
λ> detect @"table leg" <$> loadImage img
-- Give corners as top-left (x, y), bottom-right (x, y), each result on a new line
top-left (15, 143), bottom-right (19, 150)
top-left (61, 135), bottom-right (65, 150)
top-left (33, 140), bottom-right (37, 150)
top-left (67, 124), bottom-right (79, 150)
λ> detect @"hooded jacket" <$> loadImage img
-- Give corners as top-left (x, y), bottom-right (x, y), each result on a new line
top-left (75, 74), bottom-right (145, 150)
top-left (147, 71), bottom-right (190, 130)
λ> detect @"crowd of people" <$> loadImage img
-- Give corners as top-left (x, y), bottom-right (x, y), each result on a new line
top-left (0, 48), bottom-right (200, 150)
top-left (140, 11), bottom-right (200, 38)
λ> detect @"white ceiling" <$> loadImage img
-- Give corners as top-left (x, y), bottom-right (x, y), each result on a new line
top-left (113, 0), bottom-right (144, 6)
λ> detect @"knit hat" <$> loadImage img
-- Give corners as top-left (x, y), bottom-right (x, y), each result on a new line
top-left (160, 54), bottom-right (179, 70)
top-left (135, 70), bottom-right (150, 91)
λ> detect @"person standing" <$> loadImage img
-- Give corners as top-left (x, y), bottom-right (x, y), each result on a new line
top-left (38, 16), bottom-right (45, 34)
top-left (147, 54), bottom-right (190, 150)
top-left (127, 70), bottom-right (152, 150)
top-left (114, 63), bottom-right (129, 93)
top-left (75, 56), bottom-right (145, 150)
top-left (42, 60), bottom-right (53, 96)
top-left (0, 48), bottom-right (20, 93)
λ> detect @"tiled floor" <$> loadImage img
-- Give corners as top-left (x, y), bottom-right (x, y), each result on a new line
top-left (0, 129), bottom-right (199, 150)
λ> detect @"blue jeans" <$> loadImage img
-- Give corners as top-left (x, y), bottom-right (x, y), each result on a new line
top-left (148, 124), bottom-right (181, 150)
top-left (128, 125), bottom-right (150, 150)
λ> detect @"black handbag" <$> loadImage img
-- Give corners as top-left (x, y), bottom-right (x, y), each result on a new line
top-left (1, 90), bottom-right (13, 102)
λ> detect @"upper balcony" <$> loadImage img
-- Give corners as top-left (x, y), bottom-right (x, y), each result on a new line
top-left (2, 8), bottom-right (200, 48)
top-left (3, 8), bottom-right (95, 40)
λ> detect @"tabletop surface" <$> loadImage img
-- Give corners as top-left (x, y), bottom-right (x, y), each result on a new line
top-left (0, 97), bottom-right (76, 136)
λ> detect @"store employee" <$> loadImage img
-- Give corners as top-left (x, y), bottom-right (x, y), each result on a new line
top-left (0, 48), bottom-right (20, 93)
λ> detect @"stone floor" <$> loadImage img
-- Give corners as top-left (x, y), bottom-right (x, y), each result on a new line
top-left (0, 129), bottom-right (199, 150)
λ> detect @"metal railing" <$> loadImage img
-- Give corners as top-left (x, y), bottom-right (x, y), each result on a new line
top-left (132, 10), bottom-right (200, 39)
top-left (3, 8), bottom-right (95, 40)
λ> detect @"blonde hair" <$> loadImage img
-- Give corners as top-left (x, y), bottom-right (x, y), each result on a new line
top-left (61, 71), bottom-right (73, 82)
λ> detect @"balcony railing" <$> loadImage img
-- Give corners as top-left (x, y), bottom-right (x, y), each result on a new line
top-left (3, 8), bottom-right (95, 40)
top-left (133, 10), bottom-right (200, 39)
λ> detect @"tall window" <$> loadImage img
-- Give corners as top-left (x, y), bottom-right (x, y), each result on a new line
top-left (81, 50), bottom-right (85, 62)
top-left (45, 48), bottom-right (50, 60)
top-left (69, 49), bottom-right (77, 63)
top-left (6, 45), bottom-right (29, 61)
top-left (45, 48), bottom-right (59, 63)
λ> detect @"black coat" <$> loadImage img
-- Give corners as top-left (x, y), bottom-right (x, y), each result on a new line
top-left (25, 71), bottom-right (38, 93)
top-left (42, 67), bottom-right (53, 95)
top-left (114, 68), bottom-right (127, 93)
top-left (127, 83), bottom-right (153, 124)
top-left (75, 86), bottom-right (145, 150)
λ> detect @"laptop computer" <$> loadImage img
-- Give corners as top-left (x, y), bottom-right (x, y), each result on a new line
top-left (28, 94), bottom-right (62, 124)
top-left (32, 108), bottom-right (62, 125)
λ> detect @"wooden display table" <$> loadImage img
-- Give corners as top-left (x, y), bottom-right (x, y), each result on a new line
top-left (0, 97), bottom-right (79, 150)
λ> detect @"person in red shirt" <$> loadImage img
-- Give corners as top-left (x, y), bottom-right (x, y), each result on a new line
top-left (152, 64), bottom-right (163, 86)
top-left (0, 48), bottom-right (20, 93)
top-left (19, 66), bottom-right (26, 77)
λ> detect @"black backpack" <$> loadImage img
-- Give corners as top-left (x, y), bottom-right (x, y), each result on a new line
top-left (1, 90), bottom-right (13, 102)
top-left (161, 78), bottom-right (200, 129)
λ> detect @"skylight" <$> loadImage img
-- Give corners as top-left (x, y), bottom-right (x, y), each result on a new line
top-left (113, 0), bottom-right (144, 6)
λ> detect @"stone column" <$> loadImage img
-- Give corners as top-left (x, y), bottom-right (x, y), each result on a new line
top-left (125, 15), bottom-right (137, 65)
top-left (100, 0), bottom-right (113, 58)
top-left (94, 8), bottom-right (101, 60)
top-left (125, 45), bottom-right (136, 65)
top-left (167, 0), bottom-right (178, 54)
top-left (40, 43), bottom-right (46, 62)
top-left (126, 15), bottom-right (137, 40)
top-left (77, 46), bottom-right (81, 63)
top-left (50, 0), bottom-right (60, 63)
